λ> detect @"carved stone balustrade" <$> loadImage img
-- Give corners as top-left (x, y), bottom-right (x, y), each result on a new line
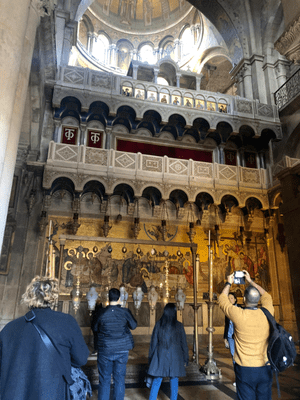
top-left (54, 66), bottom-right (281, 136)
top-left (44, 142), bottom-right (269, 208)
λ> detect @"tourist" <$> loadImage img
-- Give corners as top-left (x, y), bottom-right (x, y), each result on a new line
top-left (148, 303), bottom-right (189, 400)
top-left (219, 270), bottom-right (274, 400)
top-left (0, 276), bottom-right (89, 400)
top-left (94, 288), bottom-right (137, 400)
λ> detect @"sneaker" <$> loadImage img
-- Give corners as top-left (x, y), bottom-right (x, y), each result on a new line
top-left (233, 382), bottom-right (236, 387)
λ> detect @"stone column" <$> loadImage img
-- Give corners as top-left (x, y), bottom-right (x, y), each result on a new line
top-left (89, 33), bottom-right (97, 55)
top-left (132, 49), bottom-right (138, 61)
top-left (132, 65), bottom-right (138, 80)
top-left (236, 150), bottom-right (241, 166)
top-left (55, 9), bottom-right (77, 66)
top-left (236, 72), bottom-right (245, 97)
top-left (277, 168), bottom-right (300, 336)
top-left (274, 59), bottom-right (289, 88)
top-left (0, 0), bottom-right (50, 256)
top-left (79, 123), bottom-right (86, 145)
top-left (105, 127), bottom-right (112, 150)
top-left (218, 145), bottom-right (225, 164)
top-left (87, 32), bottom-right (92, 52)
top-left (256, 152), bottom-right (260, 169)
top-left (154, 47), bottom-right (159, 63)
top-left (259, 151), bottom-right (265, 169)
top-left (262, 58), bottom-right (278, 104)
top-left (174, 39), bottom-right (180, 62)
top-left (196, 74), bottom-right (203, 91)
top-left (251, 55), bottom-right (267, 103)
top-left (176, 73), bottom-right (181, 88)
top-left (243, 64), bottom-right (253, 99)
top-left (239, 148), bottom-right (246, 167)
top-left (53, 119), bottom-right (61, 142)
top-left (110, 44), bottom-right (117, 67)
top-left (153, 68), bottom-right (159, 84)
top-left (268, 140), bottom-right (274, 186)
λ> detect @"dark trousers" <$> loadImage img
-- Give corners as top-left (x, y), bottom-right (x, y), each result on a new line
top-left (234, 363), bottom-right (273, 400)
top-left (97, 351), bottom-right (129, 400)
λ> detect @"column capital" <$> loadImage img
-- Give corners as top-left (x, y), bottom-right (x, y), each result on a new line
top-left (31, 0), bottom-right (57, 18)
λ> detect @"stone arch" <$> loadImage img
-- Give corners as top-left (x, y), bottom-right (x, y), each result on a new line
top-left (185, 0), bottom-right (243, 64)
top-left (168, 189), bottom-right (189, 207)
top-left (116, 39), bottom-right (134, 71)
top-left (220, 194), bottom-right (239, 213)
top-left (195, 192), bottom-right (215, 210)
top-left (158, 60), bottom-right (178, 87)
top-left (245, 196), bottom-right (263, 212)
top-left (215, 121), bottom-right (233, 143)
top-left (142, 186), bottom-right (163, 206)
top-left (54, 96), bottom-right (82, 121)
top-left (50, 177), bottom-right (75, 197)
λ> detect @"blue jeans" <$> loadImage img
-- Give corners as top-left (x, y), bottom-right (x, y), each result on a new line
top-left (97, 351), bottom-right (129, 400)
top-left (234, 363), bottom-right (273, 400)
top-left (228, 337), bottom-right (235, 362)
top-left (149, 377), bottom-right (179, 400)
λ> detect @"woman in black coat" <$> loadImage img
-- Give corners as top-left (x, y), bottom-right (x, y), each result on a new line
top-left (0, 276), bottom-right (89, 400)
top-left (148, 303), bottom-right (189, 400)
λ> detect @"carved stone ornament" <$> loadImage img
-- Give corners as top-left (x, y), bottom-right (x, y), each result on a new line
top-left (257, 104), bottom-right (274, 118)
top-left (275, 15), bottom-right (300, 64)
top-left (31, 0), bottom-right (57, 17)
top-left (236, 100), bottom-right (253, 114)
top-left (91, 73), bottom-right (111, 89)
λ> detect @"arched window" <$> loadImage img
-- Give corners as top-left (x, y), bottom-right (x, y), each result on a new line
top-left (93, 34), bottom-right (109, 64)
top-left (157, 77), bottom-right (169, 86)
top-left (139, 44), bottom-right (156, 64)
top-left (181, 27), bottom-right (194, 58)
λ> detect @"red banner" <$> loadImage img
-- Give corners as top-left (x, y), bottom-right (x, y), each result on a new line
top-left (61, 126), bottom-right (78, 145)
top-left (116, 139), bottom-right (212, 162)
top-left (87, 130), bottom-right (103, 148)
top-left (245, 152), bottom-right (257, 168)
top-left (224, 150), bottom-right (237, 166)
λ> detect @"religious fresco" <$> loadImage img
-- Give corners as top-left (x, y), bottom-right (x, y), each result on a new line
top-left (59, 243), bottom-right (192, 296)
top-left (49, 217), bottom-right (270, 300)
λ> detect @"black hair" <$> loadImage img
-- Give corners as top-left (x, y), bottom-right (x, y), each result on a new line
top-left (109, 288), bottom-right (120, 302)
top-left (244, 286), bottom-right (260, 306)
top-left (229, 292), bottom-right (238, 304)
top-left (158, 303), bottom-right (177, 348)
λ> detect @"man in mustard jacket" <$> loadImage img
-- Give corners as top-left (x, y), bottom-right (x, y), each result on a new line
top-left (219, 270), bottom-right (274, 400)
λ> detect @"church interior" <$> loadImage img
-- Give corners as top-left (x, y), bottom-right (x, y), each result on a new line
top-left (1, 0), bottom-right (300, 396)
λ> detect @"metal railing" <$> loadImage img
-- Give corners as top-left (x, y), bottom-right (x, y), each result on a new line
top-left (274, 68), bottom-right (300, 110)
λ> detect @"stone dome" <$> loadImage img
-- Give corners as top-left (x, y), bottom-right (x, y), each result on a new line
top-left (89, 0), bottom-right (194, 34)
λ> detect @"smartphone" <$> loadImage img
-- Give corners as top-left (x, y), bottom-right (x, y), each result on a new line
top-left (234, 271), bottom-right (245, 284)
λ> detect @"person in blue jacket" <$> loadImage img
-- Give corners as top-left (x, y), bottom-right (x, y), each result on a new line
top-left (0, 276), bottom-right (89, 400)
top-left (94, 288), bottom-right (137, 400)
top-left (148, 303), bottom-right (189, 400)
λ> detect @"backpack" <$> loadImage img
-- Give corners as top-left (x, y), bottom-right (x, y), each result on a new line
top-left (261, 307), bottom-right (297, 398)
top-left (261, 307), bottom-right (297, 373)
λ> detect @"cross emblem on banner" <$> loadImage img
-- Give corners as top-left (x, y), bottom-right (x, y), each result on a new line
top-left (90, 131), bottom-right (100, 144)
top-left (64, 128), bottom-right (75, 141)
top-left (227, 152), bottom-right (235, 162)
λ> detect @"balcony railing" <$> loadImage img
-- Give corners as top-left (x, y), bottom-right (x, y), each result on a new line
top-left (44, 142), bottom-right (268, 194)
top-left (55, 66), bottom-right (280, 124)
top-left (274, 68), bottom-right (300, 111)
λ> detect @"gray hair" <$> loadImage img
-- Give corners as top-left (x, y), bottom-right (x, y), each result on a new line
top-left (244, 286), bottom-right (260, 307)
top-left (21, 276), bottom-right (59, 309)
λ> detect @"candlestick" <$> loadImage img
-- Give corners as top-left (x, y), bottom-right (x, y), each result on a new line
top-left (208, 230), bottom-right (211, 247)
top-left (48, 219), bottom-right (52, 238)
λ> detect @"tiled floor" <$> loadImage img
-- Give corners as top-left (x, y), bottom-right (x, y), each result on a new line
top-left (89, 336), bottom-right (300, 399)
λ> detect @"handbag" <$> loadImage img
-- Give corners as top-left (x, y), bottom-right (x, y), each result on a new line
top-left (25, 310), bottom-right (92, 400)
